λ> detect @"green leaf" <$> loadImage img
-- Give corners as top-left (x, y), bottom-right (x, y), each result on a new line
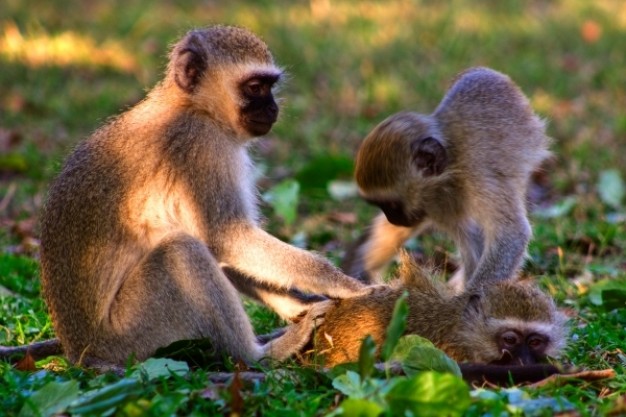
top-left (390, 335), bottom-right (461, 377)
top-left (598, 169), bottom-right (625, 209)
top-left (390, 334), bottom-right (436, 358)
top-left (400, 346), bottom-right (461, 377)
top-left (336, 398), bottom-right (384, 417)
top-left (19, 380), bottom-right (80, 417)
top-left (380, 291), bottom-right (408, 361)
top-left (68, 378), bottom-right (143, 415)
top-left (358, 335), bottom-right (377, 380)
top-left (131, 357), bottom-right (190, 381)
top-left (333, 371), bottom-right (365, 398)
top-left (262, 179), bottom-right (300, 226)
top-left (386, 371), bottom-right (470, 417)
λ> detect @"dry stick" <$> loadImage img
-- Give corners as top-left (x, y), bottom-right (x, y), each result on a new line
top-left (529, 369), bottom-right (617, 388)
top-left (0, 182), bottom-right (17, 213)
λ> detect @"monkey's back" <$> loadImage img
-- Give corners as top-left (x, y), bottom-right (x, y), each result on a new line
top-left (40, 117), bottom-right (152, 357)
top-left (434, 67), bottom-right (550, 188)
top-left (39, 97), bottom-right (255, 361)
top-left (313, 279), bottom-right (465, 367)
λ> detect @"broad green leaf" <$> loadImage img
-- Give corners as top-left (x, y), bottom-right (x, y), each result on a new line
top-left (336, 398), bottom-right (384, 417)
top-left (19, 380), bottom-right (80, 417)
top-left (598, 169), bottom-right (625, 209)
top-left (131, 357), bottom-right (189, 381)
top-left (402, 346), bottom-right (461, 377)
top-left (358, 335), bottom-right (377, 379)
top-left (333, 371), bottom-right (365, 398)
top-left (68, 378), bottom-right (142, 415)
top-left (390, 334), bottom-right (436, 359)
top-left (262, 179), bottom-right (300, 226)
top-left (386, 371), bottom-right (470, 417)
top-left (332, 371), bottom-right (386, 400)
top-left (390, 335), bottom-right (461, 377)
top-left (380, 291), bottom-right (408, 361)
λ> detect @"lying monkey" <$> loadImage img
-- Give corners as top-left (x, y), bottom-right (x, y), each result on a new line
top-left (309, 253), bottom-right (568, 370)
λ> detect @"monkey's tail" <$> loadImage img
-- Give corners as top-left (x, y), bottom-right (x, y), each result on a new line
top-left (0, 338), bottom-right (63, 363)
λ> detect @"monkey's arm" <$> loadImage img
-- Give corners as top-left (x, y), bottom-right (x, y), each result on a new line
top-left (224, 267), bottom-right (327, 319)
top-left (465, 212), bottom-right (531, 289)
top-left (220, 224), bottom-right (367, 298)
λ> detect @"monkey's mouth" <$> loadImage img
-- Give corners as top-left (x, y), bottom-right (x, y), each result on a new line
top-left (385, 209), bottom-right (426, 228)
top-left (490, 350), bottom-right (542, 366)
top-left (246, 119), bottom-right (275, 136)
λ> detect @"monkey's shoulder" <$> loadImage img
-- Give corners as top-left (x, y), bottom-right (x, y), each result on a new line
top-left (437, 67), bottom-right (531, 117)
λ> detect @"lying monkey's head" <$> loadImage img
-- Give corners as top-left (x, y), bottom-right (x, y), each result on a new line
top-left (459, 279), bottom-right (569, 365)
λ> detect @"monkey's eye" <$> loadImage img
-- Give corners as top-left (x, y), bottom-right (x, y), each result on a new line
top-left (527, 334), bottom-right (548, 350)
top-left (500, 331), bottom-right (520, 348)
top-left (245, 81), bottom-right (263, 96)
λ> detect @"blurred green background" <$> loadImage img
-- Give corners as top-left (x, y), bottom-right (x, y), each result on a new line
top-left (3, 0), bottom-right (626, 268)
top-left (2, 0), bottom-right (625, 193)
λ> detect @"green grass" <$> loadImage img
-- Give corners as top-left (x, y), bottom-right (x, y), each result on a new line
top-left (1, 0), bottom-right (626, 415)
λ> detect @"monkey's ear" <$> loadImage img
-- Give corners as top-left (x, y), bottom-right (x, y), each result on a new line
top-left (463, 293), bottom-right (484, 319)
top-left (173, 32), bottom-right (208, 93)
top-left (410, 137), bottom-right (447, 177)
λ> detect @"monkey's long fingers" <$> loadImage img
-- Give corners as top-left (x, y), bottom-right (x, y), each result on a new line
top-left (256, 328), bottom-right (287, 344)
top-left (306, 299), bottom-right (337, 323)
top-left (358, 284), bottom-right (395, 298)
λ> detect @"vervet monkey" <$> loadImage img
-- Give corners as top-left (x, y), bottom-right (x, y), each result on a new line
top-left (38, 26), bottom-right (368, 367)
top-left (347, 67), bottom-right (551, 290)
top-left (312, 254), bottom-right (568, 368)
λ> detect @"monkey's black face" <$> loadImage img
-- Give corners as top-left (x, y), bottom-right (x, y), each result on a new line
top-left (365, 198), bottom-right (425, 228)
top-left (491, 330), bottom-right (549, 366)
top-left (240, 74), bottom-right (280, 136)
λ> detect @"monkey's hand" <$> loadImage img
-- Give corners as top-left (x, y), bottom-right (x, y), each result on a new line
top-left (323, 283), bottom-right (394, 301)
top-left (291, 299), bottom-right (337, 324)
top-left (350, 284), bottom-right (395, 299)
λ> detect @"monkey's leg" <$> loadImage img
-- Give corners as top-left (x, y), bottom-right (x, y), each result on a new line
top-left (94, 234), bottom-right (302, 365)
top-left (224, 267), bottom-right (326, 320)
